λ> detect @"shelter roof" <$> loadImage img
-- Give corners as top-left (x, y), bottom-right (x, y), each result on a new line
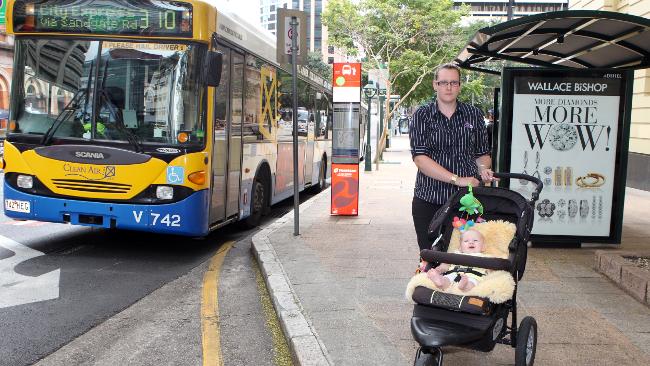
top-left (455, 10), bottom-right (650, 74)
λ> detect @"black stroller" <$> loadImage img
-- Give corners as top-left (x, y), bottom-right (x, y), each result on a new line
top-left (411, 173), bottom-right (543, 366)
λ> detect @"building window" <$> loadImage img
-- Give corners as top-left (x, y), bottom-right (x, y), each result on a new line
top-left (328, 57), bottom-right (334, 64)
top-left (328, 45), bottom-right (334, 54)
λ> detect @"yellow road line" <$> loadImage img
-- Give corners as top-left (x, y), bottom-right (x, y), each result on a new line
top-left (201, 240), bottom-right (234, 366)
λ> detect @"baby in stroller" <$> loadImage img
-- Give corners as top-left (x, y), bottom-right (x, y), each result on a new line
top-left (425, 229), bottom-right (489, 291)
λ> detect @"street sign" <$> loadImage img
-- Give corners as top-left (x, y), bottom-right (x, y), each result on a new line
top-left (333, 63), bottom-right (361, 88)
top-left (276, 9), bottom-right (307, 65)
top-left (333, 62), bottom-right (361, 103)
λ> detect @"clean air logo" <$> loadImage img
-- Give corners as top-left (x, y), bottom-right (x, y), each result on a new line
top-left (75, 152), bottom-right (105, 159)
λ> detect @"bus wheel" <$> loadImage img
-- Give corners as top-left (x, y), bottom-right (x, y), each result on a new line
top-left (244, 176), bottom-right (266, 228)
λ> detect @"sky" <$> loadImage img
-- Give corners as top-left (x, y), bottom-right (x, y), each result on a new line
top-left (204, 0), bottom-right (262, 26)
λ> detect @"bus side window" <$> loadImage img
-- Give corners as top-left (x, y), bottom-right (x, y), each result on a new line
top-left (316, 93), bottom-right (329, 140)
top-left (277, 68), bottom-right (293, 142)
top-left (243, 55), bottom-right (259, 140)
top-left (214, 46), bottom-right (230, 133)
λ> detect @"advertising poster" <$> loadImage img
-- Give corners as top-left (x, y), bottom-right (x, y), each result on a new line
top-left (331, 163), bottom-right (359, 216)
top-left (506, 69), bottom-right (630, 240)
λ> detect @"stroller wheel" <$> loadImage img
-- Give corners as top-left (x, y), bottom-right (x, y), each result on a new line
top-left (413, 347), bottom-right (443, 366)
top-left (515, 316), bottom-right (537, 366)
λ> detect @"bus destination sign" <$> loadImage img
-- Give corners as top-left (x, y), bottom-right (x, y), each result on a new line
top-left (13, 0), bottom-right (193, 37)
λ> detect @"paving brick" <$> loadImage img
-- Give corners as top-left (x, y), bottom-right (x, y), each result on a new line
top-left (290, 336), bottom-right (329, 366)
top-left (598, 253), bottom-right (629, 283)
top-left (594, 250), bottom-right (605, 270)
top-left (278, 310), bottom-right (312, 339)
top-left (621, 265), bottom-right (649, 303)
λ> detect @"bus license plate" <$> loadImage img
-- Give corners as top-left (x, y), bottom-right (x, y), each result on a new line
top-left (5, 199), bottom-right (31, 213)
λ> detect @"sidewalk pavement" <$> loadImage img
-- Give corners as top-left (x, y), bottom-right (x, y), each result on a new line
top-left (252, 135), bottom-right (650, 366)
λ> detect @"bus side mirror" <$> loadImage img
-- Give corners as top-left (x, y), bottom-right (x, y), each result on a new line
top-left (206, 51), bottom-right (223, 87)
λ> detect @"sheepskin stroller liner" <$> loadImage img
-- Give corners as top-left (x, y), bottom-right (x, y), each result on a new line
top-left (411, 173), bottom-right (542, 366)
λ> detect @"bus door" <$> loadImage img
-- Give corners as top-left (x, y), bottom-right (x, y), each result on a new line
top-left (303, 92), bottom-right (315, 185)
top-left (226, 52), bottom-right (243, 217)
top-left (304, 121), bottom-right (314, 185)
top-left (210, 46), bottom-right (243, 223)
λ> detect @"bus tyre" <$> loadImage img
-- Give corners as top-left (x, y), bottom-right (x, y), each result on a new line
top-left (244, 176), bottom-right (266, 228)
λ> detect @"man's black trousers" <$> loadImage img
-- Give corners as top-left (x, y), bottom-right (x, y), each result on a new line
top-left (411, 196), bottom-right (443, 251)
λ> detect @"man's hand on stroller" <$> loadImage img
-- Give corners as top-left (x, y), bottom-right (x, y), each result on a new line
top-left (479, 168), bottom-right (499, 185)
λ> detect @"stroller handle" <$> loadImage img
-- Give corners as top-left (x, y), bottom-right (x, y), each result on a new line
top-left (492, 172), bottom-right (544, 203)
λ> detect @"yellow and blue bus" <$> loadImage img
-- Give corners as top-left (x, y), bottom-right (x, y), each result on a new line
top-left (1, 0), bottom-right (332, 236)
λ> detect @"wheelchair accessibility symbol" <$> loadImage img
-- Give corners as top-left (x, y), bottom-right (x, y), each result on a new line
top-left (167, 166), bottom-right (185, 184)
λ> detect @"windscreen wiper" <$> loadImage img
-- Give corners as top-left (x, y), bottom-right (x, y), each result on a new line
top-left (41, 89), bottom-right (87, 145)
top-left (98, 89), bottom-right (144, 153)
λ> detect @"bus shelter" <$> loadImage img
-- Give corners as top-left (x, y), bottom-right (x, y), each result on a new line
top-left (454, 10), bottom-right (650, 246)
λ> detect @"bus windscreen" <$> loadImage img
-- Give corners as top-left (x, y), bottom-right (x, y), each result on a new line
top-left (12, 0), bottom-right (193, 37)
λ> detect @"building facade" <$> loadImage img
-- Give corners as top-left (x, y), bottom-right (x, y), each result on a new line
top-left (454, 0), bottom-right (568, 20)
top-left (0, 33), bottom-right (11, 110)
top-left (0, 30), bottom-right (13, 139)
top-left (259, 0), bottom-right (347, 63)
top-left (260, 0), bottom-right (288, 35)
top-left (569, 0), bottom-right (650, 191)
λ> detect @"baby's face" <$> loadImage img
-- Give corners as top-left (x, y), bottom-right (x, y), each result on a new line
top-left (460, 230), bottom-right (484, 253)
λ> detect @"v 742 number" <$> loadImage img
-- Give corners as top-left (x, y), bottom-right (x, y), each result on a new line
top-left (133, 211), bottom-right (181, 227)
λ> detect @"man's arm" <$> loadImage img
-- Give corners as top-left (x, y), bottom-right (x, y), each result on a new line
top-left (414, 155), bottom-right (479, 187)
top-left (475, 154), bottom-right (497, 183)
top-left (473, 107), bottom-right (495, 183)
top-left (475, 154), bottom-right (491, 172)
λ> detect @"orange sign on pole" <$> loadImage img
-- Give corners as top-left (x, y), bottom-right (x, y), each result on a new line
top-left (333, 62), bottom-right (361, 103)
top-left (333, 63), bottom-right (361, 88)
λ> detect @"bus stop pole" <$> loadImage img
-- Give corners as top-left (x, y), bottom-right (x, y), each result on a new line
top-left (291, 16), bottom-right (300, 236)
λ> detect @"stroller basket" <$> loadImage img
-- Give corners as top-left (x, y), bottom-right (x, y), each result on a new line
top-left (412, 287), bottom-right (493, 315)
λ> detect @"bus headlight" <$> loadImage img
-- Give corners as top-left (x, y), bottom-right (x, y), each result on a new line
top-left (156, 186), bottom-right (174, 200)
top-left (17, 175), bottom-right (34, 189)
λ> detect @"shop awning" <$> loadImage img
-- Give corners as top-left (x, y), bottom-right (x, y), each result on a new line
top-left (455, 10), bottom-right (650, 75)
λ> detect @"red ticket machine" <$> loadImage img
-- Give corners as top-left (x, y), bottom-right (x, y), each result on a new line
top-left (331, 63), bottom-right (362, 215)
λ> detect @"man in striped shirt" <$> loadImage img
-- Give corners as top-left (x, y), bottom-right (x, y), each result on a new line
top-left (410, 63), bottom-right (496, 251)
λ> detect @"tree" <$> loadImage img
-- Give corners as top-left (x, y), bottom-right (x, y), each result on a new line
top-left (306, 52), bottom-right (333, 81)
top-left (323, 0), bottom-right (468, 159)
top-left (456, 19), bottom-right (502, 113)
